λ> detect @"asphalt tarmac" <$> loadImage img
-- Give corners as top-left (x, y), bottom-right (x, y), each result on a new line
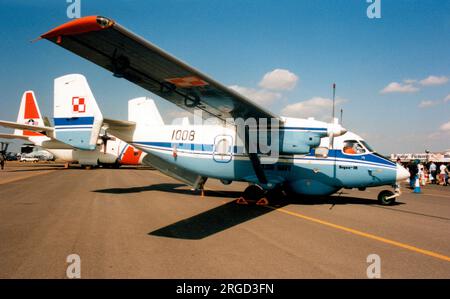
top-left (0, 161), bottom-right (449, 278)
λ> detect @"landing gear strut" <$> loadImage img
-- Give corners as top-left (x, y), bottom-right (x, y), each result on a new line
top-left (377, 184), bottom-right (401, 206)
top-left (378, 190), bottom-right (395, 205)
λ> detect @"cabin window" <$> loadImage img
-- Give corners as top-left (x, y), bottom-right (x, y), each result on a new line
top-left (215, 138), bottom-right (230, 155)
top-left (343, 140), bottom-right (366, 155)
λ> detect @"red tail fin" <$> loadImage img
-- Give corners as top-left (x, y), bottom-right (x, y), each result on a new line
top-left (15, 91), bottom-right (45, 137)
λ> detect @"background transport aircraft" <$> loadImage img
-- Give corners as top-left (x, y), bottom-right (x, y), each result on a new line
top-left (0, 90), bottom-right (145, 168)
top-left (39, 16), bottom-right (410, 205)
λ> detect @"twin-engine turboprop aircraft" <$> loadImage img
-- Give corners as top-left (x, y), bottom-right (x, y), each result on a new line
top-left (0, 89), bottom-right (145, 168)
top-left (38, 16), bottom-right (410, 205)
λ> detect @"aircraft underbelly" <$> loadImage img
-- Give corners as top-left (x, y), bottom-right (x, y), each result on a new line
top-left (46, 149), bottom-right (77, 163)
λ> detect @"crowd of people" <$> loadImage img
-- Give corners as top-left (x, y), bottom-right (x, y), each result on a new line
top-left (401, 160), bottom-right (450, 187)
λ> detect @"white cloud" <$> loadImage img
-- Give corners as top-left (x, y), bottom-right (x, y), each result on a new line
top-left (444, 94), bottom-right (450, 103)
top-left (403, 79), bottom-right (417, 84)
top-left (380, 82), bottom-right (419, 94)
top-left (229, 85), bottom-right (281, 105)
top-left (258, 69), bottom-right (299, 91)
top-left (419, 75), bottom-right (449, 86)
top-left (280, 96), bottom-right (348, 120)
top-left (428, 120), bottom-right (450, 139)
top-left (440, 121), bottom-right (450, 131)
top-left (418, 100), bottom-right (439, 108)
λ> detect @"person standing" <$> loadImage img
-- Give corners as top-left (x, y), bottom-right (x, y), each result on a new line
top-left (445, 164), bottom-right (450, 186)
top-left (429, 162), bottom-right (437, 184)
top-left (439, 163), bottom-right (447, 186)
top-left (409, 162), bottom-right (418, 189)
top-left (0, 154), bottom-right (5, 170)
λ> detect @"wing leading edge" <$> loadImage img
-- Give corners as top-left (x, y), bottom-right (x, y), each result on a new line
top-left (40, 16), bottom-right (280, 122)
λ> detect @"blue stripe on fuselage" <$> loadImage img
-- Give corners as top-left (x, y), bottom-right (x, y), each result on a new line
top-left (133, 141), bottom-right (396, 168)
top-left (282, 127), bottom-right (327, 131)
top-left (54, 117), bottom-right (95, 126)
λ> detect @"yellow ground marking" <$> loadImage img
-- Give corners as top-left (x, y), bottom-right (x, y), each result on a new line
top-left (144, 173), bottom-right (450, 262)
top-left (268, 206), bottom-right (450, 263)
top-left (0, 170), bottom-right (57, 185)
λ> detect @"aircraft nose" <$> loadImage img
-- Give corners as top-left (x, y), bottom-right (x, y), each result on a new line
top-left (396, 164), bottom-right (410, 182)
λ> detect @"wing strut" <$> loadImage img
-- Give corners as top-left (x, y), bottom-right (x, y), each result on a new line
top-left (244, 126), bottom-right (268, 185)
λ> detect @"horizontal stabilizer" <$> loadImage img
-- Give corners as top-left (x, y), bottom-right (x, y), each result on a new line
top-left (103, 118), bottom-right (136, 142)
top-left (0, 120), bottom-right (54, 134)
top-left (0, 132), bottom-right (73, 149)
top-left (103, 118), bottom-right (135, 128)
top-left (0, 133), bottom-right (30, 141)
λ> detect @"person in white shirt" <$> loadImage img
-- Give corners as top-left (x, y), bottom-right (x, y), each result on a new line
top-left (440, 164), bottom-right (448, 186)
top-left (429, 162), bottom-right (436, 184)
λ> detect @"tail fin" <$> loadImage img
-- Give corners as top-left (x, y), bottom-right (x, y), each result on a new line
top-left (14, 91), bottom-right (45, 137)
top-left (128, 97), bottom-right (164, 126)
top-left (54, 74), bottom-right (103, 150)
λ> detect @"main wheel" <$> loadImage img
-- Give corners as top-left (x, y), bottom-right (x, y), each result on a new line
top-left (242, 185), bottom-right (265, 202)
top-left (266, 185), bottom-right (285, 203)
top-left (378, 190), bottom-right (396, 205)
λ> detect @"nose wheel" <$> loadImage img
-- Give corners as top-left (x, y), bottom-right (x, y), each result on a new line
top-left (377, 190), bottom-right (396, 205)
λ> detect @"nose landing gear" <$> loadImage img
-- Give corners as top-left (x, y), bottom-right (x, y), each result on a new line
top-left (378, 184), bottom-right (401, 205)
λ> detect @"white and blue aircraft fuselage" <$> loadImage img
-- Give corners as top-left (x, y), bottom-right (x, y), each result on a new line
top-left (120, 109), bottom-right (408, 203)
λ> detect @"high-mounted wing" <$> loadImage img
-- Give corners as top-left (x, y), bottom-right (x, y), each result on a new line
top-left (40, 16), bottom-right (279, 122)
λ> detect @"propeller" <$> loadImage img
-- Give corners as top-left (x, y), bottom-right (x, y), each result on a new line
top-left (328, 83), bottom-right (346, 149)
top-left (100, 129), bottom-right (112, 154)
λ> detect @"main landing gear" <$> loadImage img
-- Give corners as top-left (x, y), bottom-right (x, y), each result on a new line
top-left (236, 184), bottom-right (285, 206)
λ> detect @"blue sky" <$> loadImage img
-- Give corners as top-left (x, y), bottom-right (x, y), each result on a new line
top-left (0, 0), bottom-right (449, 154)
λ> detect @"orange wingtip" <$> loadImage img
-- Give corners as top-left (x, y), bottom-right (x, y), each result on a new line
top-left (40, 16), bottom-right (114, 39)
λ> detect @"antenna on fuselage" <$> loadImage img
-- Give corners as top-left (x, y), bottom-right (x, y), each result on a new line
top-left (332, 83), bottom-right (336, 120)
top-left (340, 108), bottom-right (343, 125)
top-left (328, 83), bottom-right (336, 149)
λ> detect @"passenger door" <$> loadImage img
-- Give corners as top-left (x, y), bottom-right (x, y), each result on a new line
top-left (213, 135), bottom-right (233, 163)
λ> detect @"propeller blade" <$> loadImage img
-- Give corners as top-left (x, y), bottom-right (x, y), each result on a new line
top-left (100, 129), bottom-right (112, 154)
top-left (328, 134), bottom-right (334, 149)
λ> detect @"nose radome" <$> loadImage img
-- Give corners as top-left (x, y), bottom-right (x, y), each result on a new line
top-left (396, 164), bottom-right (410, 182)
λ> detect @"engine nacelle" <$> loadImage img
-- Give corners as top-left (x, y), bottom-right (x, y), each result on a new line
top-left (280, 130), bottom-right (325, 155)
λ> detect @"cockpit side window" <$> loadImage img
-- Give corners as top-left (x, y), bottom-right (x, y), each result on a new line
top-left (360, 140), bottom-right (375, 153)
top-left (343, 140), bottom-right (366, 155)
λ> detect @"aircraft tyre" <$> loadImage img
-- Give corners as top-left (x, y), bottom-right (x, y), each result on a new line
top-left (242, 185), bottom-right (265, 202)
top-left (266, 185), bottom-right (285, 203)
top-left (378, 190), bottom-right (396, 206)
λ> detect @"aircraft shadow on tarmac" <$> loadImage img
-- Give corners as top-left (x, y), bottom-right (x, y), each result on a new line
top-left (149, 200), bottom-right (277, 240)
top-left (98, 184), bottom-right (401, 240)
top-left (93, 183), bottom-right (242, 198)
top-left (93, 183), bottom-right (405, 240)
